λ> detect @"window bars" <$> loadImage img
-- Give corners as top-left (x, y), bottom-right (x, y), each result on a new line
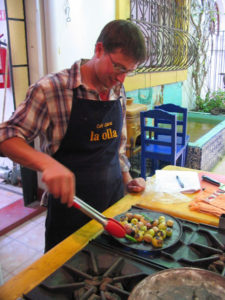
top-left (129, 0), bottom-right (197, 73)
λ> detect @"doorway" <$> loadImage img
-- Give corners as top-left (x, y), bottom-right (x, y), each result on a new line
top-left (0, 0), bottom-right (44, 235)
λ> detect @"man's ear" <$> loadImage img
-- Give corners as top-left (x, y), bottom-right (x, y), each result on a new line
top-left (95, 42), bottom-right (104, 58)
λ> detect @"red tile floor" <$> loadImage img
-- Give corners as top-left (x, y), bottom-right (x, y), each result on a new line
top-left (0, 181), bottom-right (46, 285)
top-left (0, 210), bottom-right (46, 285)
top-left (0, 182), bottom-right (45, 236)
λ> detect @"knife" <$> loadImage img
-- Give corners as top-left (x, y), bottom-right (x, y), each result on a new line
top-left (202, 175), bottom-right (225, 193)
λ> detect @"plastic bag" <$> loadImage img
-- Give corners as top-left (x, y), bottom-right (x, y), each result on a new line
top-left (145, 177), bottom-right (191, 203)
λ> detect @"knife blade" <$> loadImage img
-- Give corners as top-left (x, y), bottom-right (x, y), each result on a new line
top-left (202, 175), bottom-right (225, 193)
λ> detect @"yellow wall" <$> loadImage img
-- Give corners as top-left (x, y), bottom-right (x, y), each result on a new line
top-left (6, 0), bottom-right (29, 107)
top-left (115, 0), bottom-right (130, 19)
top-left (116, 0), bottom-right (188, 91)
top-left (124, 70), bottom-right (187, 91)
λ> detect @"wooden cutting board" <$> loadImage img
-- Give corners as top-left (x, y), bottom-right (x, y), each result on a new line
top-left (137, 170), bottom-right (225, 227)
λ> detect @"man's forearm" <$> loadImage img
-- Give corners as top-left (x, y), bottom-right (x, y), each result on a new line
top-left (122, 171), bottom-right (133, 185)
top-left (0, 137), bottom-right (55, 172)
top-left (0, 137), bottom-right (76, 206)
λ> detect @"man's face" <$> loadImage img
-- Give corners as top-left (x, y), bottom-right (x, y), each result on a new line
top-left (94, 43), bottom-right (138, 90)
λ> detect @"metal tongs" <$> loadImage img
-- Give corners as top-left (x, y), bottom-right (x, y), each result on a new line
top-left (73, 196), bottom-right (126, 238)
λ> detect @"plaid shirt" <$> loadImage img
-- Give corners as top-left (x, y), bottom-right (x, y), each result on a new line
top-left (0, 60), bottom-right (130, 172)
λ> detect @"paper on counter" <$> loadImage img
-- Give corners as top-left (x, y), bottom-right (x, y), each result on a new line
top-left (154, 170), bottom-right (201, 194)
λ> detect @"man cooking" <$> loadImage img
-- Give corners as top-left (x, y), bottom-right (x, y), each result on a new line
top-left (0, 20), bottom-right (146, 252)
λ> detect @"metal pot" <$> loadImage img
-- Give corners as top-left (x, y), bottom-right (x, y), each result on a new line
top-left (129, 267), bottom-right (225, 300)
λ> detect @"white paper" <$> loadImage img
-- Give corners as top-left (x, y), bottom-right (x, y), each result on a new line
top-left (154, 170), bottom-right (201, 194)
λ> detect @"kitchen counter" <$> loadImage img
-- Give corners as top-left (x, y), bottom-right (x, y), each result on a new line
top-left (0, 165), bottom-right (222, 299)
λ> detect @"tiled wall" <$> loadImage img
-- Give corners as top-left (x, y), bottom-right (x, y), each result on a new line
top-left (186, 127), bottom-right (225, 171)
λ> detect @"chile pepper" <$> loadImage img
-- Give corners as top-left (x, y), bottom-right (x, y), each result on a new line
top-left (140, 214), bottom-right (153, 222)
top-left (125, 234), bottom-right (137, 242)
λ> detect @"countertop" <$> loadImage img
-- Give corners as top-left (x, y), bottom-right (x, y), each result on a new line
top-left (0, 165), bottom-right (222, 300)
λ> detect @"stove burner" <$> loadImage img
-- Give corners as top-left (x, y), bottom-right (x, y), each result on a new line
top-left (24, 247), bottom-right (150, 300)
top-left (50, 257), bottom-right (145, 299)
top-left (209, 254), bottom-right (225, 273)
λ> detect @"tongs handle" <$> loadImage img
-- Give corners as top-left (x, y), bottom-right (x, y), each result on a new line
top-left (73, 196), bottom-right (107, 226)
top-left (72, 196), bottom-right (126, 238)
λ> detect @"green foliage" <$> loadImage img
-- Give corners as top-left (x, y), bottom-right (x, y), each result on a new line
top-left (190, 0), bottom-right (218, 99)
top-left (195, 90), bottom-right (225, 113)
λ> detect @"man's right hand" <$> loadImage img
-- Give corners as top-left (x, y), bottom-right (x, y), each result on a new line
top-left (42, 161), bottom-right (75, 207)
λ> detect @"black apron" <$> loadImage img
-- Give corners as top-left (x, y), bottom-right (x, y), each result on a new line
top-left (45, 89), bottom-right (124, 251)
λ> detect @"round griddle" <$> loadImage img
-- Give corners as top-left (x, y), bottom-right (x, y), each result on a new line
top-left (129, 267), bottom-right (225, 300)
top-left (114, 209), bottom-right (182, 252)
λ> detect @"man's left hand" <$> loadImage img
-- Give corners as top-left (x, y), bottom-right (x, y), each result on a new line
top-left (127, 177), bottom-right (146, 193)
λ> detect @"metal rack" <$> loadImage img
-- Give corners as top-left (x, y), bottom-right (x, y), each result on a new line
top-left (129, 0), bottom-right (197, 72)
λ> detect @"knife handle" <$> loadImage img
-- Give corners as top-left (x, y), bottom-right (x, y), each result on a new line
top-left (202, 175), bottom-right (220, 186)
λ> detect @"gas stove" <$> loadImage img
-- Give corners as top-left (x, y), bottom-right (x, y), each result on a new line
top-left (23, 206), bottom-right (225, 299)
top-left (23, 242), bottom-right (163, 299)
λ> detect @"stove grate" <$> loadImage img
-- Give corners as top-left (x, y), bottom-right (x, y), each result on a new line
top-left (23, 244), bottom-right (162, 300)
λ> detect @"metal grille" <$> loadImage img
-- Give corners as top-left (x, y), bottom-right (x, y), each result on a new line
top-left (207, 31), bottom-right (225, 91)
top-left (129, 0), bottom-right (197, 73)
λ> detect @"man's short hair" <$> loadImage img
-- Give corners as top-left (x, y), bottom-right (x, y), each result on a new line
top-left (96, 19), bottom-right (146, 65)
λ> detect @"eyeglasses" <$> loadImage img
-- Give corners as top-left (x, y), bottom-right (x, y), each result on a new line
top-left (108, 53), bottom-right (135, 75)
